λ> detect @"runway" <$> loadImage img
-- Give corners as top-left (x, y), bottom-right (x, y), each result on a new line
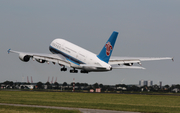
top-left (0, 103), bottom-right (140, 113)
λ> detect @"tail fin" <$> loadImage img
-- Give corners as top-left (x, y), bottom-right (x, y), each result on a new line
top-left (97, 31), bottom-right (118, 63)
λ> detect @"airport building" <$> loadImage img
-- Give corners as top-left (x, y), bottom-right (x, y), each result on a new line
top-left (139, 80), bottom-right (144, 86)
top-left (139, 80), bottom-right (153, 87)
top-left (147, 81), bottom-right (153, 87)
top-left (159, 81), bottom-right (162, 88)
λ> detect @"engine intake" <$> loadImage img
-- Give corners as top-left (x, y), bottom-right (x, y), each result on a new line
top-left (19, 54), bottom-right (30, 62)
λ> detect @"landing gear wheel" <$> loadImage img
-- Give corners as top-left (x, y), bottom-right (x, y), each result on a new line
top-left (80, 70), bottom-right (88, 73)
top-left (61, 67), bottom-right (67, 71)
top-left (74, 70), bottom-right (78, 73)
top-left (70, 69), bottom-right (78, 73)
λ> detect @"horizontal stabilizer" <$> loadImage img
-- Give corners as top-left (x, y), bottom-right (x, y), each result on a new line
top-left (109, 56), bottom-right (173, 65)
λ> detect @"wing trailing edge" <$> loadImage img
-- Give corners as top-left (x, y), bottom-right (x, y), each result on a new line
top-left (112, 65), bottom-right (145, 69)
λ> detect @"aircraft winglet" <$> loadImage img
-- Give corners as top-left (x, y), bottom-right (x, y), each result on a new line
top-left (7, 49), bottom-right (11, 54)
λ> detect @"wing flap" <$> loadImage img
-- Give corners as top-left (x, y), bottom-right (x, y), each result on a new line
top-left (33, 55), bottom-right (70, 67)
top-left (112, 65), bottom-right (145, 69)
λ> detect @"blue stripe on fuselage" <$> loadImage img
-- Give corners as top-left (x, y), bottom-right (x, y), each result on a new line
top-left (49, 45), bottom-right (85, 65)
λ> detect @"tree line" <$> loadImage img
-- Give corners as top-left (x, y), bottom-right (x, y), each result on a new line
top-left (1, 80), bottom-right (180, 93)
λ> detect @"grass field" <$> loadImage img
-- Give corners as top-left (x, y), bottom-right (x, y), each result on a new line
top-left (0, 90), bottom-right (180, 113)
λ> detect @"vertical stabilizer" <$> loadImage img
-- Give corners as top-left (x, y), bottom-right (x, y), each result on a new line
top-left (97, 31), bottom-right (118, 63)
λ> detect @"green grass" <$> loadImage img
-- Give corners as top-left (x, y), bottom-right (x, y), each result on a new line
top-left (0, 105), bottom-right (81, 113)
top-left (0, 90), bottom-right (180, 113)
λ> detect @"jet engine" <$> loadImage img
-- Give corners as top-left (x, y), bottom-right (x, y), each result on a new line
top-left (35, 59), bottom-right (46, 63)
top-left (124, 63), bottom-right (133, 66)
top-left (19, 54), bottom-right (30, 62)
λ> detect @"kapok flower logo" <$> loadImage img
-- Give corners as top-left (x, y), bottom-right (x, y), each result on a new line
top-left (105, 42), bottom-right (112, 56)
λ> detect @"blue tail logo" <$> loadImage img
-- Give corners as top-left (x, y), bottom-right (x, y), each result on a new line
top-left (97, 31), bottom-right (118, 63)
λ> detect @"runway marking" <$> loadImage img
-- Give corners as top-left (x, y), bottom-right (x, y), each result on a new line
top-left (0, 103), bottom-right (140, 113)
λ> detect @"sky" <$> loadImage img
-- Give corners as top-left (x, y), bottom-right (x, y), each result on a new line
top-left (0, 0), bottom-right (179, 85)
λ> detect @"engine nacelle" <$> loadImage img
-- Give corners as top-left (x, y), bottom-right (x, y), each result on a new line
top-left (19, 54), bottom-right (30, 62)
top-left (35, 59), bottom-right (46, 63)
top-left (124, 63), bottom-right (133, 66)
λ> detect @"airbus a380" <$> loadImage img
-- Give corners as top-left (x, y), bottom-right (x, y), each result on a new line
top-left (8, 31), bottom-right (173, 73)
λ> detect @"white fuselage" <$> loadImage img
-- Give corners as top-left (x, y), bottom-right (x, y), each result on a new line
top-left (49, 39), bottom-right (112, 72)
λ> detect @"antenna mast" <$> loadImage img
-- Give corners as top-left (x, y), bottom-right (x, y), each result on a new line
top-left (51, 77), bottom-right (54, 84)
top-left (31, 76), bottom-right (33, 83)
top-left (27, 76), bottom-right (29, 83)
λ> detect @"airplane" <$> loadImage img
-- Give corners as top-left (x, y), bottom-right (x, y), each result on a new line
top-left (8, 31), bottom-right (173, 73)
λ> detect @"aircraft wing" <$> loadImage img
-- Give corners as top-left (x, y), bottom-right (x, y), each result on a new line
top-left (109, 56), bottom-right (173, 66)
top-left (8, 49), bottom-right (71, 67)
top-left (111, 65), bottom-right (145, 69)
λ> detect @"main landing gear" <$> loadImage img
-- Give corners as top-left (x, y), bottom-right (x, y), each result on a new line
top-left (70, 68), bottom-right (78, 73)
top-left (60, 66), bottom-right (67, 71)
top-left (80, 70), bottom-right (89, 74)
top-left (60, 66), bottom-right (88, 74)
